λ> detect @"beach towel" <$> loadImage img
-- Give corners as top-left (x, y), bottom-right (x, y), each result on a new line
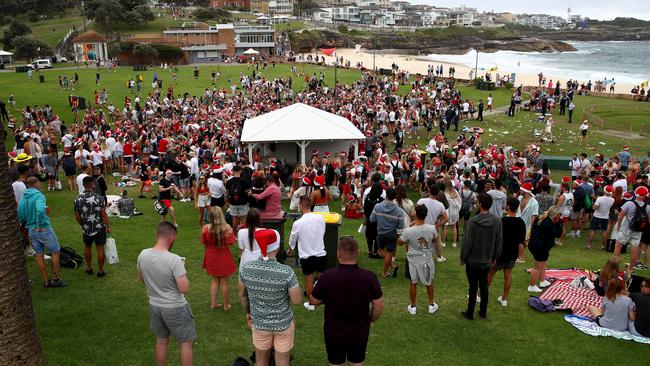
top-left (564, 315), bottom-right (650, 345)
top-left (539, 281), bottom-right (602, 318)
top-left (540, 268), bottom-right (590, 283)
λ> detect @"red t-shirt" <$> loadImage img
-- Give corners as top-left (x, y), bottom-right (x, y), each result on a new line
top-left (123, 143), bottom-right (133, 156)
top-left (158, 139), bottom-right (168, 154)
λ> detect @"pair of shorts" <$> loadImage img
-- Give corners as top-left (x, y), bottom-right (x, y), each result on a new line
top-left (83, 230), bottom-right (107, 247)
top-left (28, 228), bottom-right (60, 255)
top-left (114, 150), bottom-right (123, 158)
top-left (179, 178), bottom-right (190, 188)
top-left (325, 336), bottom-right (368, 365)
top-left (377, 232), bottom-right (397, 252)
top-left (149, 303), bottom-right (196, 343)
top-left (529, 244), bottom-right (549, 262)
top-left (590, 217), bottom-right (609, 231)
top-left (228, 204), bottom-right (249, 217)
top-left (197, 195), bottom-right (211, 208)
top-left (252, 321), bottom-right (294, 353)
top-left (124, 156), bottom-right (132, 164)
top-left (210, 196), bottom-right (225, 207)
top-left (493, 261), bottom-right (516, 270)
top-left (160, 199), bottom-right (172, 209)
top-left (408, 257), bottom-right (435, 285)
top-left (570, 210), bottom-right (582, 220)
top-left (299, 255), bottom-right (327, 275)
top-left (617, 225), bottom-right (642, 247)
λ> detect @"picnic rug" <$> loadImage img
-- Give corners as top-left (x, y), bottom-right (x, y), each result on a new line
top-left (539, 281), bottom-right (602, 318)
top-left (564, 315), bottom-right (650, 345)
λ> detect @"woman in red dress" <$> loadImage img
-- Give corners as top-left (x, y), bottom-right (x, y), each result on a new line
top-left (201, 206), bottom-right (235, 311)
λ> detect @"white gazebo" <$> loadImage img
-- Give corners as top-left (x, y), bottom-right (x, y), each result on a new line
top-left (243, 48), bottom-right (260, 55)
top-left (240, 103), bottom-right (365, 165)
top-left (0, 50), bottom-right (13, 64)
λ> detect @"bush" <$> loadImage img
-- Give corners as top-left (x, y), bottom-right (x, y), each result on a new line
top-left (151, 44), bottom-right (184, 59)
top-left (119, 41), bottom-right (137, 53)
top-left (27, 10), bottom-right (40, 22)
top-left (337, 25), bottom-right (348, 33)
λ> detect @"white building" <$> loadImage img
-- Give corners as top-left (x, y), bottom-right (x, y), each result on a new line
top-left (515, 13), bottom-right (566, 29)
top-left (448, 5), bottom-right (477, 26)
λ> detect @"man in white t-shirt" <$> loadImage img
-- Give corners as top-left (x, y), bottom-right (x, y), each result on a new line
top-left (416, 184), bottom-right (448, 231)
top-left (569, 154), bottom-right (581, 180)
top-left (586, 185), bottom-right (615, 249)
top-left (76, 165), bottom-right (92, 195)
top-left (486, 94), bottom-right (493, 112)
top-left (612, 172), bottom-right (628, 192)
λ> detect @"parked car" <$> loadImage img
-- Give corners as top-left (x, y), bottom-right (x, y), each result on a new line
top-left (52, 55), bottom-right (68, 63)
top-left (29, 59), bottom-right (53, 69)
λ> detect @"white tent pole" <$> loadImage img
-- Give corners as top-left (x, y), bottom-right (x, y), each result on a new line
top-left (248, 143), bottom-right (256, 163)
top-left (354, 140), bottom-right (359, 160)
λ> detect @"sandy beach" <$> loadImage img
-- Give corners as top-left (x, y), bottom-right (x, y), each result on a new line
top-left (316, 48), bottom-right (637, 92)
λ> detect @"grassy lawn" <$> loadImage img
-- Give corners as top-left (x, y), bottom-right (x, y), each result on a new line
top-left (274, 21), bottom-right (307, 32)
top-left (4, 63), bottom-right (649, 364)
top-left (0, 14), bottom-right (86, 48)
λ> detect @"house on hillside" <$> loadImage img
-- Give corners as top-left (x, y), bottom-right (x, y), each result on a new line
top-left (72, 30), bottom-right (109, 62)
top-left (211, 0), bottom-right (251, 10)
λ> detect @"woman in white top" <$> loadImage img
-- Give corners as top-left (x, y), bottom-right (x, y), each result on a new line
top-left (443, 180), bottom-right (462, 248)
top-left (395, 185), bottom-right (414, 235)
top-left (555, 182), bottom-right (574, 246)
top-left (237, 208), bottom-right (280, 272)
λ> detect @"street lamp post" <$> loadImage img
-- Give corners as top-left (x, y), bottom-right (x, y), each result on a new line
top-left (474, 48), bottom-right (479, 82)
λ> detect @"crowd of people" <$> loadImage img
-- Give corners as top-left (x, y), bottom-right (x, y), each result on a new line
top-left (7, 63), bottom-right (650, 365)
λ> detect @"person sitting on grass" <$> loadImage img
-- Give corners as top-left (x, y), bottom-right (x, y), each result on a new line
top-left (592, 256), bottom-right (630, 297)
top-left (117, 190), bottom-right (136, 217)
top-left (629, 277), bottom-right (650, 337)
top-left (589, 277), bottom-right (635, 332)
top-left (488, 197), bottom-right (526, 307)
top-left (399, 204), bottom-right (442, 315)
top-left (344, 194), bottom-right (364, 219)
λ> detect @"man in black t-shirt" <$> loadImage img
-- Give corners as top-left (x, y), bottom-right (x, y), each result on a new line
top-left (158, 170), bottom-right (183, 227)
top-left (225, 165), bottom-right (251, 230)
top-left (310, 237), bottom-right (383, 366)
top-left (488, 197), bottom-right (526, 307)
top-left (630, 277), bottom-right (650, 337)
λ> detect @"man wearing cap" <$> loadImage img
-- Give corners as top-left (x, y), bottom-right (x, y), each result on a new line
top-left (240, 229), bottom-right (302, 366)
top-left (618, 146), bottom-right (631, 172)
top-left (309, 236), bottom-right (383, 366)
top-left (18, 177), bottom-right (66, 288)
top-left (587, 185), bottom-right (615, 249)
top-left (614, 186), bottom-right (650, 269)
top-left (516, 182), bottom-right (538, 262)
top-left (226, 165), bottom-right (251, 231)
top-left (287, 196), bottom-right (326, 311)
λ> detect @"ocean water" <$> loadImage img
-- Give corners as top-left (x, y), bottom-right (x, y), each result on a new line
top-left (425, 41), bottom-right (649, 86)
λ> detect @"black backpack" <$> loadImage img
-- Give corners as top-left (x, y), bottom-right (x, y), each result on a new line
top-left (59, 247), bottom-right (83, 269)
top-left (229, 179), bottom-right (245, 203)
top-left (460, 190), bottom-right (474, 215)
top-left (631, 201), bottom-right (649, 232)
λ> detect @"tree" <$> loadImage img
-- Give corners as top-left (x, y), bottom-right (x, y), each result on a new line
top-left (0, 122), bottom-right (44, 366)
top-left (124, 10), bottom-right (143, 30)
top-left (136, 5), bottom-right (154, 22)
top-left (84, 0), bottom-right (124, 28)
top-left (133, 43), bottom-right (158, 64)
top-left (0, 0), bottom-right (20, 16)
top-left (2, 19), bottom-right (31, 49)
top-left (12, 35), bottom-right (52, 62)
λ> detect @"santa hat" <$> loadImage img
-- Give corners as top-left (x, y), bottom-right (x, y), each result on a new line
top-left (573, 179), bottom-right (582, 186)
top-left (562, 176), bottom-right (571, 183)
top-left (623, 145), bottom-right (629, 151)
top-left (302, 177), bottom-right (311, 186)
top-left (311, 149), bottom-right (320, 156)
top-left (596, 177), bottom-right (604, 183)
top-left (340, 151), bottom-right (347, 157)
top-left (314, 175), bottom-right (325, 187)
top-left (323, 152), bottom-right (331, 158)
top-left (520, 182), bottom-right (533, 194)
top-left (347, 194), bottom-right (356, 202)
top-left (254, 229), bottom-right (280, 261)
top-left (604, 185), bottom-right (614, 194)
top-left (635, 186), bottom-right (649, 197)
top-left (623, 191), bottom-right (634, 201)
top-left (512, 166), bottom-right (522, 174)
top-left (489, 173), bottom-right (497, 180)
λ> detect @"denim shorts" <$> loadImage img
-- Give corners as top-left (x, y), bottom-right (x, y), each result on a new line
top-left (28, 227), bottom-right (60, 255)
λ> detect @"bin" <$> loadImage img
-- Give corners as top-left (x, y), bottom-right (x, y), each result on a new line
top-left (77, 96), bottom-right (86, 110)
top-left (261, 211), bottom-right (288, 261)
top-left (39, 75), bottom-right (45, 83)
top-left (324, 220), bottom-right (342, 269)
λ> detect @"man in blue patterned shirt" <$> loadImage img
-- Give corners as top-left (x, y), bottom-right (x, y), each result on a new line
top-left (74, 176), bottom-right (111, 277)
top-left (239, 229), bottom-right (302, 366)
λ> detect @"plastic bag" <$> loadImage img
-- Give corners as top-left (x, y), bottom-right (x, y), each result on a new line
top-left (358, 224), bottom-right (366, 234)
top-left (105, 236), bottom-right (119, 264)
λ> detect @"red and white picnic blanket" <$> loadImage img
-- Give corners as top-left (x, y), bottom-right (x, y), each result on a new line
top-left (542, 268), bottom-right (590, 283)
top-left (539, 281), bottom-right (603, 318)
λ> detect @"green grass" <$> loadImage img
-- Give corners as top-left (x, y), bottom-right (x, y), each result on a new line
top-left (0, 14), bottom-right (86, 48)
top-left (274, 21), bottom-right (306, 32)
top-left (5, 62), bottom-right (649, 364)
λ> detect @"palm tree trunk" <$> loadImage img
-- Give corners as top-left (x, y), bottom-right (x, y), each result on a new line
top-left (0, 128), bottom-right (44, 365)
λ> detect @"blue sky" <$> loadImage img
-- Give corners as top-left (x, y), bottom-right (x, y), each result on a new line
top-left (410, 0), bottom-right (650, 20)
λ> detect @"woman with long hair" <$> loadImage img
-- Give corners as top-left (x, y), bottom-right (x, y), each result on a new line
top-left (364, 183), bottom-right (384, 258)
top-left (527, 206), bottom-right (563, 293)
top-left (201, 207), bottom-right (235, 311)
top-left (594, 256), bottom-right (628, 296)
top-left (395, 185), bottom-right (414, 235)
top-left (589, 277), bottom-right (635, 331)
top-left (442, 179), bottom-right (462, 248)
top-left (310, 175), bottom-right (332, 212)
top-left (194, 175), bottom-right (211, 228)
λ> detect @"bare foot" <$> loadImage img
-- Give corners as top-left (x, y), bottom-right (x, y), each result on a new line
top-left (223, 304), bottom-right (232, 311)
top-left (210, 304), bottom-right (222, 309)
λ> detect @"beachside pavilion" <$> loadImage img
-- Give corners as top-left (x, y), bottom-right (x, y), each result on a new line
top-left (241, 103), bottom-right (365, 165)
top-left (72, 30), bottom-right (109, 62)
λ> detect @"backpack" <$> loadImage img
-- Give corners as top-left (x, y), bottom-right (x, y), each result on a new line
top-left (528, 296), bottom-right (555, 313)
top-left (460, 190), bottom-right (473, 215)
top-left (229, 179), bottom-right (245, 203)
top-left (59, 247), bottom-right (83, 269)
top-left (631, 201), bottom-right (649, 232)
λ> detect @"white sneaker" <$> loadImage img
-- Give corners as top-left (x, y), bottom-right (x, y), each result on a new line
top-left (539, 280), bottom-right (552, 288)
top-left (575, 231), bottom-right (581, 238)
top-left (428, 303), bottom-right (439, 314)
top-left (44, 254), bottom-right (51, 261)
top-left (436, 256), bottom-right (446, 262)
top-left (497, 296), bottom-right (508, 307)
top-left (441, 242), bottom-right (446, 248)
top-left (567, 232), bottom-right (575, 238)
top-left (303, 301), bottom-right (315, 311)
top-left (452, 242), bottom-right (457, 248)
top-left (407, 305), bottom-right (417, 315)
top-left (466, 294), bottom-right (481, 302)
top-left (528, 285), bottom-right (543, 293)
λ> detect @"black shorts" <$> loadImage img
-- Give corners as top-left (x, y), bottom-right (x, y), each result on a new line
top-left (325, 336), bottom-right (368, 365)
top-left (83, 230), bottom-right (107, 247)
top-left (124, 156), bottom-right (132, 164)
top-left (528, 244), bottom-right (549, 262)
top-left (377, 232), bottom-right (397, 252)
top-left (210, 196), bottom-right (225, 207)
top-left (642, 230), bottom-right (650, 245)
top-left (300, 255), bottom-right (327, 275)
top-left (493, 261), bottom-right (516, 270)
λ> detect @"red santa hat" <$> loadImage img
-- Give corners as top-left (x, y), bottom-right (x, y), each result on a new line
top-left (520, 182), bottom-right (533, 194)
top-left (635, 186), bottom-right (649, 197)
top-left (604, 185), bottom-right (614, 194)
top-left (314, 175), bottom-right (325, 187)
top-left (562, 176), bottom-right (571, 183)
top-left (512, 166), bottom-right (522, 174)
top-left (302, 177), bottom-right (311, 186)
top-left (623, 145), bottom-right (629, 151)
top-left (254, 229), bottom-right (280, 261)
top-left (623, 191), bottom-right (634, 201)
top-left (323, 151), bottom-right (331, 158)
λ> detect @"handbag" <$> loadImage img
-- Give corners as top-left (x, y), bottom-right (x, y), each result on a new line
top-left (105, 236), bottom-right (119, 264)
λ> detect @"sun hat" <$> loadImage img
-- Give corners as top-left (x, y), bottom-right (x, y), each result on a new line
top-left (13, 152), bottom-right (33, 163)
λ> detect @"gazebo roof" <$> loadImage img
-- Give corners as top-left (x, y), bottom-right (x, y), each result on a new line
top-left (71, 30), bottom-right (107, 44)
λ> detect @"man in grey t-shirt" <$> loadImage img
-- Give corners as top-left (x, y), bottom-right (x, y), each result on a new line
top-left (399, 204), bottom-right (442, 316)
top-left (137, 222), bottom-right (195, 366)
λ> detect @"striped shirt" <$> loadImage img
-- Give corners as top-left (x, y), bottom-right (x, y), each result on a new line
top-left (240, 259), bottom-right (298, 332)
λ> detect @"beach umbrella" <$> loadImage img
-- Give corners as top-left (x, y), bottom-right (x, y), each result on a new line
top-left (320, 48), bottom-right (336, 57)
